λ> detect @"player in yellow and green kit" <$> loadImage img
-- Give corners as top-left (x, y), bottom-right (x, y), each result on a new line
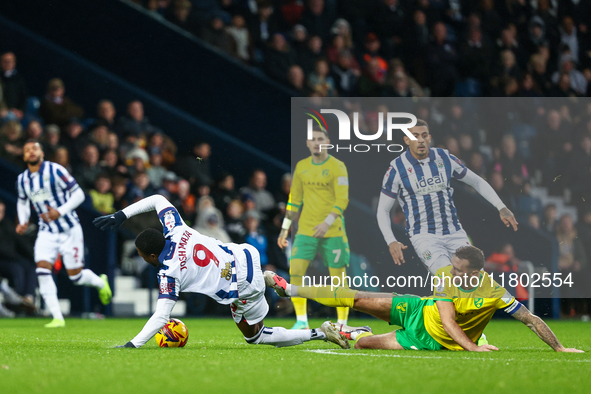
top-left (277, 128), bottom-right (350, 329)
top-left (265, 245), bottom-right (583, 352)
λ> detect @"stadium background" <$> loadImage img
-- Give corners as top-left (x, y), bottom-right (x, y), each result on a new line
top-left (0, 0), bottom-right (590, 320)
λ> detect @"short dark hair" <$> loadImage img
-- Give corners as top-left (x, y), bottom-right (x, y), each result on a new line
top-left (414, 118), bottom-right (428, 129)
top-left (135, 228), bottom-right (166, 256)
top-left (455, 245), bottom-right (485, 270)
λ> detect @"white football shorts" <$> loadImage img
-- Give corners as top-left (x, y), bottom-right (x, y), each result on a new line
top-left (34, 224), bottom-right (85, 270)
top-left (230, 244), bottom-right (269, 325)
top-left (409, 229), bottom-right (472, 275)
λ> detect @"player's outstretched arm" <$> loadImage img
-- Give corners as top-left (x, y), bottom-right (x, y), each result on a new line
top-left (376, 192), bottom-right (407, 265)
top-left (457, 169), bottom-right (518, 231)
top-left (117, 298), bottom-right (176, 348)
top-left (437, 301), bottom-right (499, 352)
top-left (94, 194), bottom-right (174, 231)
top-left (511, 303), bottom-right (584, 352)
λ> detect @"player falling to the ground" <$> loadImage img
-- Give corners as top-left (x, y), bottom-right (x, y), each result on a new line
top-left (94, 194), bottom-right (349, 349)
top-left (16, 141), bottom-right (112, 327)
top-left (277, 128), bottom-right (350, 330)
top-left (266, 245), bottom-right (583, 353)
top-left (377, 119), bottom-right (519, 274)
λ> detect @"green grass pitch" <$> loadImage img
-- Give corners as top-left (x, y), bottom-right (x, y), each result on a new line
top-left (1, 317), bottom-right (589, 394)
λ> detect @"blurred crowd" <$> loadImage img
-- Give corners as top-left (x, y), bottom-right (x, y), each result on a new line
top-left (133, 0), bottom-right (591, 98)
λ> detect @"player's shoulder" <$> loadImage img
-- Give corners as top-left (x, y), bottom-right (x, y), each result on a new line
top-left (45, 161), bottom-right (68, 173)
top-left (435, 265), bottom-right (453, 277)
top-left (328, 155), bottom-right (345, 166)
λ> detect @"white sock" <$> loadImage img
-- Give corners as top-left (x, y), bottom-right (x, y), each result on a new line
top-left (337, 319), bottom-right (348, 325)
top-left (245, 326), bottom-right (325, 348)
top-left (297, 316), bottom-right (308, 323)
top-left (71, 269), bottom-right (105, 289)
top-left (36, 268), bottom-right (64, 320)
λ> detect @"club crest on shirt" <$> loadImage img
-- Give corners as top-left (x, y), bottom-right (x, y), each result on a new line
top-left (474, 298), bottom-right (484, 308)
top-left (423, 250), bottom-right (432, 260)
top-left (322, 169), bottom-right (329, 177)
top-left (163, 210), bottom-right (176, 231)
top-left (220, 262), bottom-right (232, 281)
top-left (435, 159), bottom-right (444, 168)
top-left (396, 302), bottom-right (407, 313)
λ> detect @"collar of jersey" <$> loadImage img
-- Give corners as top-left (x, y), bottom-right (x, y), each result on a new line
top-left (458, 272), bottom-right (483, 293)
top-left (27, 161), bottom-right (46, 176)
top-left (405, 148), bottom-right (435, 166)
top-left (310, 154), bottom-right (331, 166)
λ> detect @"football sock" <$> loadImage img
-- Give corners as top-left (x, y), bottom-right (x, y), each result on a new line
top-left (71, 269), bottom-right (105, 288)
top-left (290, 258), bottom-right (310, 322)
top-left (36, 268), bottom-right (64, 320)
top-left (329, 267), bottom-right (350, 324)
top-left (245, 326), bottom-right (323, 347)
top-left (292, 297), bottom-right (308, 322)
top-left (292, 285), bottom-right (357, 308)
top-left (354, 332), bottom-right (374, 341)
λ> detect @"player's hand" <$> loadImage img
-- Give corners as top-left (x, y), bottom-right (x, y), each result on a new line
top-left (499, 207), bottom-right (518, 231)
top-left (557, 347), bottom-right (585, 353)
top-left (277, 229), bottom-right (289, 249)
top-left (93, 211), bottom-right (128, 231)
top-left (312, 222), bottom-right (329, 238)
top-left (388, 242), bottom-right (407, 265)
top-left (114, 341), bottom-right (136, 348)
top-left (40, 205), bottom-right (61, 222)
top-left (16, 222), bottom-right (28, 235)
top-left (473, 344), bottom-right (499, 352)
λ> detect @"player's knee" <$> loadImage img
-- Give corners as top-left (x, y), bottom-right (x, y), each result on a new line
top-left (289, 260), bottom-right (309, 277)
top-left (354, 337), bottom-right (369, 349)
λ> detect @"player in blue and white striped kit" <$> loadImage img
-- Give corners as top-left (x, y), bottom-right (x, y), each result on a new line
top-left (377, 119), bottom-right (519, 274)
top-left (16, 141), bottom-right (112, 327)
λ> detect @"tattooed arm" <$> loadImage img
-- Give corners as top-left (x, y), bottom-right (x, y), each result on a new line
top-left (511, 303), bottom-right (583, 352)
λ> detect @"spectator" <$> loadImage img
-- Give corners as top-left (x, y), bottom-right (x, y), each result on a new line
top-left (308, 58), bottom-right (337, 96)
top-left (525, 16), bottom-right (548, 58)
top-left (39, 78), bottom-right (84, 129)
top-left (495, 26), bottom-right (527, 70)
top-left (551, 55), bottom-right (587, 95)
top-left (0, 120), bottom-right (24, 166)
top-left (468, 151), bottom-right (487, 178)
top-left (226, 14), bottom-right (252, 63)
top-left (360, 33), bottom-right (387, 73)
top-left (541, 204), bottom-right (558, 234)
top-left (115, 100), bottom-right (158, 138)
top-left (559, 16), bottom-right (579, 64)
top-left (489, 171), bottom-right (516, 211)
top-left (299, 0), bottom-right (332, 43)
top-left (549, 71), bottom-right (579, 97)
top-left (89, 174), bottom-right (116, 215)
top-left (275, 173), bottom-right (291, 207)
top-left (527, 212), bottom-right (541, 230)
top-left (528, 53), bottom-right (553, 94)
top-left (112, 176), bottom-right (129, 211)
top-left (176, 179), bottom-right (197, 225)
top-left (25, 120), bottom-right (43, 141)
top-left (570, 136), bottom-right (591, 215)
top-left (146, 148), bottom-right (167, 189)
top-left (52, 146), bottom-right (72, 173)
top-left (241, 169), bottom-right (275, 214)
top-left (43, 124), bottom-right (61, 160)
top-left (202, 15), bottom-right (238, 58)
top-left (515, 181), bottom-right (543, 221)
top-left (296, 35), bottom-right (323, 76)
top-left (0, 200), bottom-right (36, 305)
top-left (370, 0), bottom-right (406, 59)
top-left (147, 131), bottom-right (177, 169)
top-left (263, 33), bottom-right (296, 83)
top-left (287, 64), bottom-right (308, 95)
top-left (440, 102), bottom-right (473, 141)
top-left (225, 199), bottom-right (246, 244)
top-left (426, 22), bottom-right (459, 96)
top-left (95, 99), bottom-right (117, 129)
top-left (60, 121), bottom-right (87, 166)
top-left (166, 0), bottom-right (200, 37)
top-left (174, 140), bottom-right (212, 194)
top-left (243, 210), bottom-right (268, 266)
top-left (249, 1), bottom-right (279, 50)
top-left (358, 57), bottom-right (386, 97)
top-left (194, 206), bottom-right (231, 243)
top-left (127, 171), bottom-right (155, 203)
top-left (538, 109), bottom-right (573, 191)
top-left (89, 124), bottom-right (111, 154)
top-left (74, 144), bottom-right (102, 192)
top-left (330, 50), bottom-right (359, 96)
top-left (211, 172), bottom-right (238, 219)
top-left (0, 52), bottom-right (27, 118)
top-left (291, 24), bottom-right (309, 55)
top-left (576, 210), bottom-right (591, 265)
top-left (157, 171), bottom-right (180, 200)
top-left (494, 134), bottom-right (528, 196)
top-left (100, 148), bottom-right (125, 179)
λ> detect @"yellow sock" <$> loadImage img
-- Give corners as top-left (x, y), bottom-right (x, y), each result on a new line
top-left (330, 267), bottom-right (350, 323)
top-left (296, 285), bottom-right (356, 308)
top-left (290, 259), bottom-right (310, 321)
top-left (292, 297), bottom-right (308, 320)
top-left (355, 332), bottom-right (374, 341)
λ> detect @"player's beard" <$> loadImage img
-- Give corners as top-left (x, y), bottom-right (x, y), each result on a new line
top-left (27, 157), bottom-right (41, 166)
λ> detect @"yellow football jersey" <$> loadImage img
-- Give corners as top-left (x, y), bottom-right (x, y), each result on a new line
top-left (423, 265), bottom-right (517, 350)
top-left (289, 155), bottom-right (349, 238)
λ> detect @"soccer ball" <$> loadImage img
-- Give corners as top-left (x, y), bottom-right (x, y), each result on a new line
top-left (155, 318), bottom-right (189, 347)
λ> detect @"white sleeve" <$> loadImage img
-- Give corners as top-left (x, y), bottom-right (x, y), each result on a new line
top-left (377, 192), bottom-right (398, 245)
top-left (56, 187), bottom-right (85, 217)
top-left (457, 169), bottom-right (506, 210)
top-left (129, 298), bottom-right (176, 347)
top-left (17, 198), bottom-right (31, 225)
top-left (122, 194), bottom-right (175, 218)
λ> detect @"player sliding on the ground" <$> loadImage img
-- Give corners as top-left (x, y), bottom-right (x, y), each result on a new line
top-left (93, 194), bottom-right (349, 349)
top-left (265, 245), bottom-right (583, 353)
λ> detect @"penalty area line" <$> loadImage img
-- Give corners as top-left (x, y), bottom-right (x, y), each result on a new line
top-left (305, 349), bottom-right (590, 363)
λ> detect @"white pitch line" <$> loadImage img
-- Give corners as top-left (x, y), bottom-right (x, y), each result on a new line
top-left (306, 349), bottom-right (590, 363)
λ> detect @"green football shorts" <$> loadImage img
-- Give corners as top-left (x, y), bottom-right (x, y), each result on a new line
top-left (291, 234), bottom-right (350, 268)
top-left (389, 295), bottom-right (443, 351)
